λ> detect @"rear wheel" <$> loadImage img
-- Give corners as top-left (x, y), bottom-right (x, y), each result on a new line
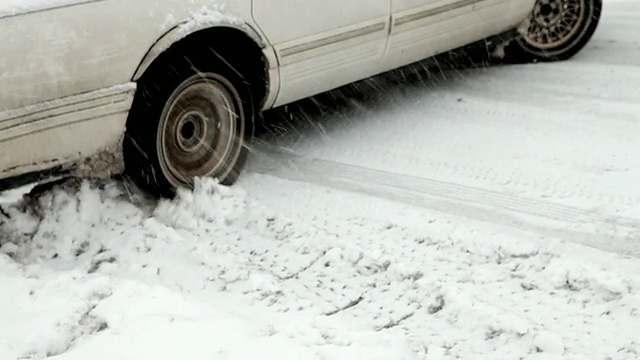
top-left (502, 0), bottom-right (602, 62)
top-left (124, 49), bottom-right (254, 198)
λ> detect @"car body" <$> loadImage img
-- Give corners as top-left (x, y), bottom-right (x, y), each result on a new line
top-left (0, 0), bottom-right (599, 194)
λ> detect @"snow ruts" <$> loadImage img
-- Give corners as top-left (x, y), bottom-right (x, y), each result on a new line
top-left (249, 144), bottom-right (640, 257)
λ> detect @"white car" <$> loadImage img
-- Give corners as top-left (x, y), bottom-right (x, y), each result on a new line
top-left (0, 0), bottom-right (602, 197)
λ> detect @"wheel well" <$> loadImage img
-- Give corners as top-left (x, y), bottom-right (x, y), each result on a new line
top-left (139, 27), bottom-right (269, 109)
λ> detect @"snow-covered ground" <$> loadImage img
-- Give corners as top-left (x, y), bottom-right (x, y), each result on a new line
top-left (2, 2), bottom-right (640, 359)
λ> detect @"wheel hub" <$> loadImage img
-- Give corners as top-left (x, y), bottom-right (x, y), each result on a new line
top-left (536, 1), bottom-right (561, 24)
top-left (524, 0), bottom-right (585, 49)
top-left (176, 111), bottom-right (209, 153)
top-left (157, 74), bottom-right (243, 188)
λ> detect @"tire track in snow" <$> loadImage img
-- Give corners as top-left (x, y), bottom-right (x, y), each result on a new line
top-left (259, 63), bottom-right (640, 217)
top-left (248, 145), bottom-right (640, 257)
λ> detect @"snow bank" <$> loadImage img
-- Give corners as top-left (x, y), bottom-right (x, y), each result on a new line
top-left (1, 178), bottom-right (639, 359)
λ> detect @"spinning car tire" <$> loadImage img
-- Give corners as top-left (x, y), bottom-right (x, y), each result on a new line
top-left (123, 48), bottom-right (254, 198)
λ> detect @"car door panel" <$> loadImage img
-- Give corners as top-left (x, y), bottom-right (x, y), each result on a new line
top-left (384, 0), bottom-right (535, 70)
top-left (253, 0), bottom-right (390, 107)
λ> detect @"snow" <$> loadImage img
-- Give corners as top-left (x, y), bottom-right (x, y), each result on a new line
top-left (2, 1), bottom-right (640, 359)
top-left (170, 4), bottom-right (245, 40)
top-left (3, 177), bottom-right (640, 359)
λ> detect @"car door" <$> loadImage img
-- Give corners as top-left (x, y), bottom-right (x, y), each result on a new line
top-left (253, 0), bottom-right (390, 107)
top-left (384, 0), bottom-right (532, 70)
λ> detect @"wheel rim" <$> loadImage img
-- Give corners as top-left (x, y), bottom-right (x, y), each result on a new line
top-left (523, 0), bottom-right (586, 50)
top-left (157, 73), bottom-right (244, 188)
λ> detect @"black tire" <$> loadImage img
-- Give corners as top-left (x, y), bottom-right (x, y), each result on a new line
top-left (123, 46), bottom-right (255, 198)
top-left (502, 0), bottom-right (602, 63)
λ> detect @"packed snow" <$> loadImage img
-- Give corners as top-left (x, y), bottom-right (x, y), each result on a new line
top-left (2, 1), bottom-right (640, 360)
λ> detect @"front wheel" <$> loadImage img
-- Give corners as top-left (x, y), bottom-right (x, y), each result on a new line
top-left (502, 0), bottom-right (602, 62)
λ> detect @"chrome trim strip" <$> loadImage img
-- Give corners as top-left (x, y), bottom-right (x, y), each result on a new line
top-left (395, 0), bottom-right (485, 27)
top-left (280, 22), bottom-right (387, 58)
